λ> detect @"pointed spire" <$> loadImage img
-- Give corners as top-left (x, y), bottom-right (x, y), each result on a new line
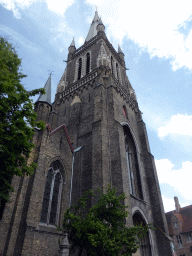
top-left (57, 67), bottom-right (68, 93)
top-left (92, 10), bottom-right (99, 23)
top-left (118, 44), bottom-right (125, 66)
top-left (98, 17), bottom-right (103, 25)
top-left (85, 11), bottom-right (100, 42)
top-left (118, 44), bottom-right (123, 54)
top-left (68, 38), bottom-right (76, 57)
top-left (70, 38), bottom-right (75, 47)
top-left (36, 75), bottom-right (51, 105)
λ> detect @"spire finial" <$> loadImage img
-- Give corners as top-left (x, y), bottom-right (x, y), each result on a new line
top-left (95, 5), bottom-right (98, 12)
top-left (48, 70), bottom-right (54, 76)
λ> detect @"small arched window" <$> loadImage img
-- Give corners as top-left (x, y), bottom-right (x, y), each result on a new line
top-left (111, 56), bottom-right (113, 74)
top-left (78, 58), bottom-right (82, 80)
top-left (116, 63), bottom-right (119, 80)
top-left (40, 161), bottom-right (63, 225)
top-left (86, 53), bottom-right (90, 75)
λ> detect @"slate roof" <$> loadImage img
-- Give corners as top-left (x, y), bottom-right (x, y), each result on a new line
top-left (166, 204), bottom-right (192, 234)
top-left (36, 75), bottom-right (52, 105)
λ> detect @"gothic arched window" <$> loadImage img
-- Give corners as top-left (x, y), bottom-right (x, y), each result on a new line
top-left (78, 58), bottom-right (82, 80)
top-left (124, 126), bottom-right (143, 199)
top-left (40, 161), bottom-right (63, 225)
top-left (111, 56), bottom-right (113, 74)
top-left (86, 53), bottom-right (90, 75)
top-left (116, 63), bottom-right (119, 80)
top-left (125, 140), bottom-right (134, 195)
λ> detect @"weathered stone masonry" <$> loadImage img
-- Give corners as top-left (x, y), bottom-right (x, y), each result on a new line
top-left (0, 11), bottom-right (173, 256)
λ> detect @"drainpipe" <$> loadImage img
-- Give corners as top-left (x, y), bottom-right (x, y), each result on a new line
top-left (69, 146), bottom-right (83, 209)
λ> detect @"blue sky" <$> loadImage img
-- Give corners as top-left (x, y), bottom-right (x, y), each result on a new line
top-left (1, 0), bottom-right (192, 212)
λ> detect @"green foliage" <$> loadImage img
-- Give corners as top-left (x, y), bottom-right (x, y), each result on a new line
top-left (0, 37), bottom-right (45, 201)
top-left (62, 187), bottom-right (151, 256)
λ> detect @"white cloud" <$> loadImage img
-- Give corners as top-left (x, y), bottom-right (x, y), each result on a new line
top-left (78, 36), bottom-right (85, 46)
top-left (155, 159), bottom-right (192, 201)
top-left (162, 196), bottom-right (175, 212)
top-left (0, 0), bottom-right (74, 18)
top-left (46, 0), bottom-right (74, 16)
top-left (86, 0), bottom-right (192, 70)
top-left (0, 24), bottom-right (41, 52)
top-left (158, 114), bottom-right (192, 137)
top-left (2, 0), bottom-right (192, 70)
top-left (0, 0), bottom-right (38, 18)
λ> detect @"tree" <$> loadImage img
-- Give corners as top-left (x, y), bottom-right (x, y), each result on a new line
top-left (61, 187), bottom-right (151, 256)
top-left (0, 37), bottom-right (45, 202)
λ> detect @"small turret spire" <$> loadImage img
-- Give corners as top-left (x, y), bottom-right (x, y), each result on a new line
top-left (36, 74), bottom-right (51, 105)
top-left (98, 17), bottom-right (103, 25)
top-left (68, 38), bottom-right (76, 60)
top-left (70, 38), bottom-right (75, 47)
top-left (97, 17), bottom-right (105, 33)
top-left (118, 44), bottom-right (123, 54)
top-left (118, 44), bottom-right (125, 66)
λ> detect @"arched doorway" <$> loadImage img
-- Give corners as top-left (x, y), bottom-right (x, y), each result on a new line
top-left (133, 211), bottom-right (152, 256)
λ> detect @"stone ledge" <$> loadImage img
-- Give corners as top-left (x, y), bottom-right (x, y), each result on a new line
top-left (35, 223), bottom-right (62, 234)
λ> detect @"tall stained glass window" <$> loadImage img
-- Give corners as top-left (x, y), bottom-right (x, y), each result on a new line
top-left (40, 161), bottom-right (63, 225)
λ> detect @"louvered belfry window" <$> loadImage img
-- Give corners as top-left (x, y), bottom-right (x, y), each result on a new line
top-left (78, 58), bottom-right (82, 80)
top-left (40, 161), bottom-right (62, 225)
top-left (86, 53), bottom-right (90, 75)
top-left (111, 56), bottom-right (113, 74)
top-left (116, 63), bottom-right (119, 80)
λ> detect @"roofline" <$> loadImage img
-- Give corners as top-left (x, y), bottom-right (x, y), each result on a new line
top-left (45, 124), bottom-right (73, 153)
top-left (165, 204), bottom-right (192, 214)
top-left (34, 100), bottom-right (52, 107)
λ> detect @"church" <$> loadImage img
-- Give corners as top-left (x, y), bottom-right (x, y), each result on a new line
top-left (0, 11), bottom-right (173, 256)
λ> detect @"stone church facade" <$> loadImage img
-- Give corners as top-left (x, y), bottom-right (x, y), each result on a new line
top-left (0, 12), bottom-right (173, 256)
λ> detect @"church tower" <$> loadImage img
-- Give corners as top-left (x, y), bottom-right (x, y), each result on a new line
top-left (0, 11), bottom-right (173, 256)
